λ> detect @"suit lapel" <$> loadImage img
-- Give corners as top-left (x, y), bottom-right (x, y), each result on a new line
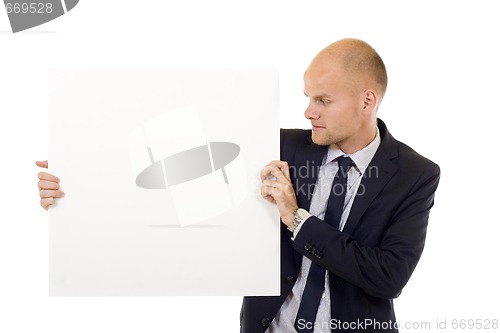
top-left (343, 119), bottom-right (399, 235)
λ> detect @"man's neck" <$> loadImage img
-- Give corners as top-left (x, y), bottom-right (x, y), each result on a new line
top-left (334, 125), bottom-right (378, 155)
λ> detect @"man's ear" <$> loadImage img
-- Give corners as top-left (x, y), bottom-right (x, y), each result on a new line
top-left (362, 90), bottom-right (377, 111)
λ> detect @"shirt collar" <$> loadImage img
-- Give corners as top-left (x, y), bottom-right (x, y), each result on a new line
top-left (323, 128), bottom-right (381, 175)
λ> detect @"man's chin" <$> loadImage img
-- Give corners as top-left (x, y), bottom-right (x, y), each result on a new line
top-left (310, 134), bottom-right (330, 147)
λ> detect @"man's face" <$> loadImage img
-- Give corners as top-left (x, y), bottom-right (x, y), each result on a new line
top-left (303, 57), bottom-right (365, 149)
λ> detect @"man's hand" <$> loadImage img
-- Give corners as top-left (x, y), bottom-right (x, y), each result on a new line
top-left (260, 160), bottom-right (298, 226)
top-left (36, 160), bottom-right (64, 210)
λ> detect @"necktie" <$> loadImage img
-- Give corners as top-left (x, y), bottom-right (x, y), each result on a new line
top-left (294, 156), bottom-right (354, 333)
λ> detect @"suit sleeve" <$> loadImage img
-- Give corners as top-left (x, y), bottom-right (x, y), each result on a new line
top-left (293, 162), bottom-right (440, 299)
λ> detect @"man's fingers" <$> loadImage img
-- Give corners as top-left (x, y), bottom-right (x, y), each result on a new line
top-left (267, 160), bottom-right (291, 179)
top-left (263, 195), bottom-right (275, 204)
top-left (38, 180), bottom-right (60, 190)
top-left (261, 181), bottom-right (276, 199)
top-left (262, 179), bottom-right (278, 189)
top-left (261, 181), bottom-right (272, 195)
top-left (261, 160), bottom-right (291, 182)
top-left (280, 161), bottom-right (291, 180)
top-left (38, 171), bottom-right (59, 183)
top-left (36, 161), bottom-right (60, 210)
top-left (39, 189), bottom-right (65, 199)
top-left (36, 160), bottom-right (48, 169)
top-left (261, 179), bottom-right (295, 198)
top-left (40, 198), bottom-right (55, 210)
top-left (261, 165), bottom-right (285, 182)
top-left (260, 185), bottom-right (276, 203)
top-left (266, 160), bottom-right (288, 168)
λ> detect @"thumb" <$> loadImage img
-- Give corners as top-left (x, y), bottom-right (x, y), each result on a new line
top-left (36, 160), bottom-right (48, 169)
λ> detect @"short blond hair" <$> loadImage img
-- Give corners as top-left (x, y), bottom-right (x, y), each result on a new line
top-left (318, 38), bottom-right (388, 98)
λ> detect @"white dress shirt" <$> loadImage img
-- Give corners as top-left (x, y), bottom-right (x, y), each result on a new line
top-left (266, 129), bottom-right (381, 333)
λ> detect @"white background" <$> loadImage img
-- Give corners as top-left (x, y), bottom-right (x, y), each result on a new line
top-left (1, 0), bottom-right (499, 332)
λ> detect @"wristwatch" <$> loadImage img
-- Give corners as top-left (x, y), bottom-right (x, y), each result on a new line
top-left (288, 208), bottom-right (309, 233)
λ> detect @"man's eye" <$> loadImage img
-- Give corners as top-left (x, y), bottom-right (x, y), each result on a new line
top-left (320, 99), bottom-right (330, 105)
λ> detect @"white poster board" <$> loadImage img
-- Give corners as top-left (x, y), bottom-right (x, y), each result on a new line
top-left (48, 69), bottom-right (280, 296)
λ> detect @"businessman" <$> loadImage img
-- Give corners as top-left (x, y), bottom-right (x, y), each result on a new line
top-left (38, 38), bottom-right (440, 333)
top-left (241, 39), bottom-right (440, 332)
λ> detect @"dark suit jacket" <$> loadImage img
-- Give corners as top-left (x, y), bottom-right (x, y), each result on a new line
top-left (240, 119), bottom-right (440, 333)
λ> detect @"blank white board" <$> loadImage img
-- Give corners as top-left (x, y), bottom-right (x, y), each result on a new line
top-left (48, 69), bottom-right (280, 296)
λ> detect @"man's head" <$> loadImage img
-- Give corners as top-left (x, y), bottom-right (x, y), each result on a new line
top-left (303, 38), bottom-right (387, 153)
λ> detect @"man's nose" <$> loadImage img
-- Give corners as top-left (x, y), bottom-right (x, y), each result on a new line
top-left (304, 101), bottom-right (319, 119)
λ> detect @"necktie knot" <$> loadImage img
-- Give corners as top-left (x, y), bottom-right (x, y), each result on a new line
top-left (336, 156), bottom-right (354, 174)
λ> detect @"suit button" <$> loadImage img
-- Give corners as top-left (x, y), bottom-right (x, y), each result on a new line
top-left (285, 276), bottom-right (296, 285)
top-left (260, 318), bottom-right (271, 328)
top-left (314, 250), bottom-right (323, 259)
top-left (304, 243), bottom-right (312, 251)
